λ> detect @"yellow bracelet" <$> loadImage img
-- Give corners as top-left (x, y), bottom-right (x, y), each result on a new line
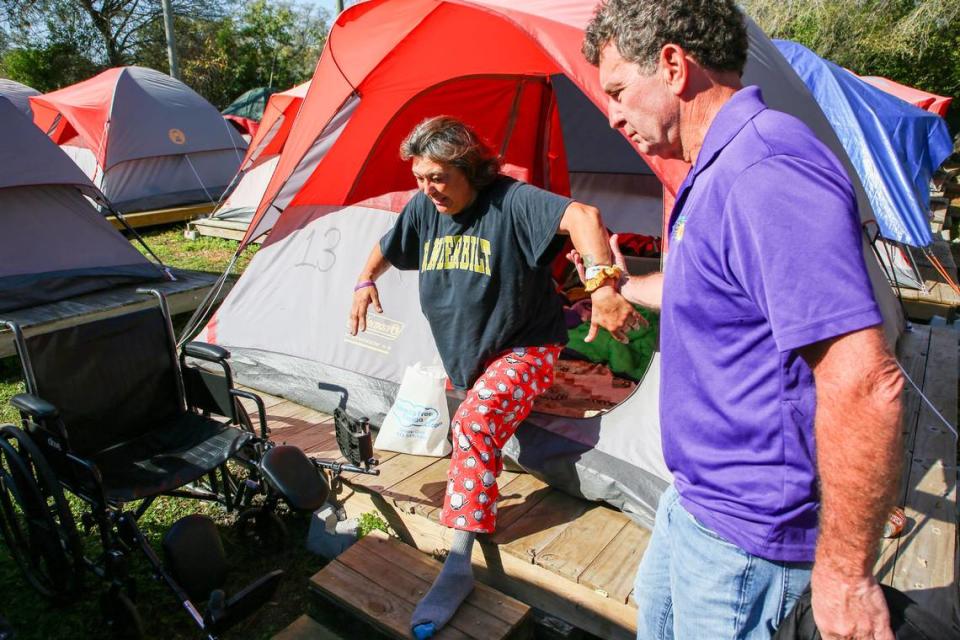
top-left (584, 265), bottom-right (623, 293)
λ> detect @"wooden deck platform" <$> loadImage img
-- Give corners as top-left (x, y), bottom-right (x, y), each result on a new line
top-left (0, 268), bottom-right (233, 358)
top-left (107, 202), bottom-right (217, 230)
top-left (894, 241), bottom-right (960, 322)
top-left (241, 323), bottom-right (957, 637)
top-left (875, 323), bottom-right (959, 622)
top-left (189, 209), bottom-right (264, 244)
top-left (311, 532), bottom-right (531, 639)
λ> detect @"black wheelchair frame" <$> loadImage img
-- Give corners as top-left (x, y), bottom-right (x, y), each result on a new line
top-left (0, 290), bottom-right (376, 639)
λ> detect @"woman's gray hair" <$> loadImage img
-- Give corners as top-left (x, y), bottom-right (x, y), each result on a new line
top-left (400, 116), bottom-right (500, 188)
top-left (583, 0), bottom-right (747, 76)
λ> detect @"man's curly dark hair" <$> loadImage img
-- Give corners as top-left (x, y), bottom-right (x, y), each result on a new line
top-left (583, 0), bottom-right (748, 76)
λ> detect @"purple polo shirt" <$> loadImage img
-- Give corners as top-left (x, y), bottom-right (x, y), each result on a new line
top-left (660, 86), bottom-right (883, 562)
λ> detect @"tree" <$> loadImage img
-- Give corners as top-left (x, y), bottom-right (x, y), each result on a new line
top-left (135, 0), bottom-right (327, 108)
top-left (0, 0), bottom-right (225, 68)
top-left (743, 0), bottom-right (960, 131)
top-left (0, 41), bottom-right (98, 91)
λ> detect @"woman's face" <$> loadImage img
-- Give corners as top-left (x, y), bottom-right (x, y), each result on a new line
top-left (411, 156), bottom-right (477, 215)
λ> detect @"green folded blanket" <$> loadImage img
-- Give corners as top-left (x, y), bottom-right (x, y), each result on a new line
top-left (566, 307), bottom-right (659, 381)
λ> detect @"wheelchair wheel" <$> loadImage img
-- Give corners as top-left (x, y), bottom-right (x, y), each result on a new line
top-left (0, 425), bottom-right (84, 602)
top-left (101, 589), bottom-right (145, 639)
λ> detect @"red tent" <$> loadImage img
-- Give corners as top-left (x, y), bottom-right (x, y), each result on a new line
top-left (241, 81), bottom-right (310, 171)
top-left (859, 75), bottom-right (952, 118)
top-left (31, 66), bottom-right (246, 213)
top-left (241, 0), bottom-right (691, 246)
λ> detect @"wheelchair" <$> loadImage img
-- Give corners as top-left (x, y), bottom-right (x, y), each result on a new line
top-left (0, 290), bottom-right (377, 638)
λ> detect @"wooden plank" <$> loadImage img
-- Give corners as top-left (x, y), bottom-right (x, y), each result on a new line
top-left (497, 490), bottom-right (589, 559)
top-left (108, 202), bottom-right (216, 230)
top-left (887, 326), bottom-right (958, 623)
top-left (361, 532), bottom-right (530, 625)
top-left (275, 422), bottom-right (339, 454)
top-left (535, 505), bottom-right (630, 585)
top-left (344, 452), bottom-right (441, 493)
top-left (876, 325), bottom-right (930, 580)
top-left (329, 533), bottom-right (529, 639)
top-left (339, 489), bottom-right (636, 640)
top-left (272, 615), bottom-right (343, 640)
top-left (311, 559), bottom-right (472, 640)
top-left (386, 459), bottom-right (452, 516)
top-left (265, 400), bottom-right (332, 433)
top-left (579, 521), bottom-right (651, 603)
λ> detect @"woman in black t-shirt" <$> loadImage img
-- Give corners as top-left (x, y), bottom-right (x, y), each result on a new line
top-left (348, 116), bottom-right (640, 639)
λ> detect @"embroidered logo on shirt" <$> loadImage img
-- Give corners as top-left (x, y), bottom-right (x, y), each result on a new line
top-left (421, 235), bottom-right (492, 275)
top-left (671, 214), bottom-right (688, 244)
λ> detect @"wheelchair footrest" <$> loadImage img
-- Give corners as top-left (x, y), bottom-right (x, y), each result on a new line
top-left (204, 569), bottom-right (284, 634)
top-left (261, 445), bottom-right (329, 512)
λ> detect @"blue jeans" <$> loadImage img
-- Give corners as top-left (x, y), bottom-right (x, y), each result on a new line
top-left (635, 485), bottom-right (812, 639)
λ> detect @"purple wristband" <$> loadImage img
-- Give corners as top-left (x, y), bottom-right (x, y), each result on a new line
top-left (354, 280), bottom-right (376, 292)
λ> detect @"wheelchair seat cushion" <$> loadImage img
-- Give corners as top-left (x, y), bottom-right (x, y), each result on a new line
top-left (91, 413), bottom-right (252, 502)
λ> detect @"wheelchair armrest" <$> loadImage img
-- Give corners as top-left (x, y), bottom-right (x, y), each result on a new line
top-left (11, 393), bottom-right (59, 420)
top-left (184, 341), bottom-right (231, 363)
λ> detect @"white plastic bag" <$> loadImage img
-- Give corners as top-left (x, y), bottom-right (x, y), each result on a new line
top-left (375, 362), bottom-right (451, 456)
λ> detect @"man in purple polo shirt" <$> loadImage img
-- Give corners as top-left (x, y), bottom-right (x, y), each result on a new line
top-left (583, 2), bottom-right (904, 639)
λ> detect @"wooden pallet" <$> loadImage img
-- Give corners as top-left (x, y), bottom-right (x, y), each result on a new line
top-left (240, 322), bottom-right (957, 634)
top-left (188, 208), bottom-right (269, 244)
top-left (108, 202), bottom-right (216, 230)
top-left (310, 532), bottom-right (531, 639)
top-left (0, 268), bottom-right (233, 358)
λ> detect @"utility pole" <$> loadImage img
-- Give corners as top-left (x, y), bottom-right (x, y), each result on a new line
top-left (336, 0), bottom-right (345, 14)
top-left (161, 0), bottom-right (181, 79)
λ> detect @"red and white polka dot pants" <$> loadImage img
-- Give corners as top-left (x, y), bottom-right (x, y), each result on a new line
top-left (440, 344), bottom-right (562, 534)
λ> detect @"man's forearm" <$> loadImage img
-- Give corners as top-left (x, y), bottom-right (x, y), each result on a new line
top-left (621, 272), bottom-right (664, 311)
top-left (810, 331), bottom-right (904, 575)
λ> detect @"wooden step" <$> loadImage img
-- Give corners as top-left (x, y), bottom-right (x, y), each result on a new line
top-left (310, 531), bottom-right (531, 639)
top-left (273, 614), bottom-right (343, 639)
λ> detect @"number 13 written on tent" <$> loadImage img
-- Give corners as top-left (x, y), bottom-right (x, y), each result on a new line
top-left (295, 227), bottom-right (341, 272)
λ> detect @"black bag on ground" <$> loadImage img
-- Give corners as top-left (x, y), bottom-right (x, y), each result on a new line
top-left (774, 584), bottom-right (959, 640)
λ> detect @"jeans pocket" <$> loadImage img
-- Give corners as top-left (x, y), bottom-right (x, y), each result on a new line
top-left (682, 507), bottom-right (743, 553)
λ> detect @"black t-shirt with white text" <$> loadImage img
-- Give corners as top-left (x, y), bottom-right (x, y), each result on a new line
top-left (379, 176), bottom-right (571, 389)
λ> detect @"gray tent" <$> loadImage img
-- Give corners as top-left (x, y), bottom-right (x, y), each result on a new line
top-left (0, 97), bottom-right (164, 312)
top-left (0, 79), bottom-right (40, 118)
top-left (30, 66), bottom-right (247, 213)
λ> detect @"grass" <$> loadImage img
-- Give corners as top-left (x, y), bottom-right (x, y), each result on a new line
top-left (131, 224), bottom-right (261, 274)
top-left (0, 225), bottom-right (391, 640)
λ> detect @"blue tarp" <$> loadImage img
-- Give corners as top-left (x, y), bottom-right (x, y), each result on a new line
top-left (775, 40), bottom-right (953, 248)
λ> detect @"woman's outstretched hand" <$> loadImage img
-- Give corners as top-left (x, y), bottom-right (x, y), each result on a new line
top-left (349, 284), bottom-right (383, 335)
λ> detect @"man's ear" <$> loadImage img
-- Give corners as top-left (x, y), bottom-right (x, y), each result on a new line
top-left (658, 44), bottom-right (688, 95)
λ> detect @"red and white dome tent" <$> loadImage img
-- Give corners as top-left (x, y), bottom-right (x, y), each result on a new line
top-left (205, 81), bottom-right (312, 235)
top-left (30, 66), bottom-right (248, 214)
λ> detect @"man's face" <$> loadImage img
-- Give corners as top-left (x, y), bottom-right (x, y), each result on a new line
top-left (412, 156), bottom-right (477, 215)
top-left (598, 42), bottom-right (682, 160)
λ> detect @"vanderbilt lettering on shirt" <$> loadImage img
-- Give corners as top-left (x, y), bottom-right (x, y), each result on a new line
top-left (421, 235), bottom-right (492, 275)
